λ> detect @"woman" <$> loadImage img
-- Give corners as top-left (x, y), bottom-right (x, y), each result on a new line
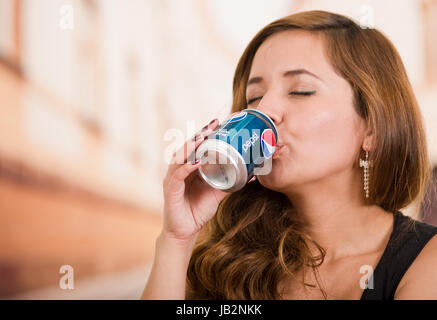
top-left (142, 10), bottom-right (437, 300)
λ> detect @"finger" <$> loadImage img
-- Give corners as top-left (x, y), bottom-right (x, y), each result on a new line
top-left (164, 118), bottom-right (220, 186)
top-left (164, 135), bottom-right (204, 187)
top-left (248, 176), bottom-right (256, 183)
top-left (170, 118), bottom-right (220, 167)
top-left (165, 159), bottom-right (202, 197)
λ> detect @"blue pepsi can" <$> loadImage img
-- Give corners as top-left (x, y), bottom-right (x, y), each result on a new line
top-left (195, 109), bottom-right (278, 192)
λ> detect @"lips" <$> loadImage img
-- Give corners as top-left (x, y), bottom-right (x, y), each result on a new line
top-left (273, 144), bottom-right (284, 158)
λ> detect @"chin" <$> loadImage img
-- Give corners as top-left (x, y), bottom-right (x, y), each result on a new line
top-left (256, 173), bottom-right (286, 192)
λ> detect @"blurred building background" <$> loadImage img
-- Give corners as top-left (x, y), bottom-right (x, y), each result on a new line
top-left (0, 0), bottom-right (436, 299)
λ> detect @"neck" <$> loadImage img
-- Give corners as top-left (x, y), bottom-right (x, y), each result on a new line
top-left (282, 171), bottom-right (391, 263)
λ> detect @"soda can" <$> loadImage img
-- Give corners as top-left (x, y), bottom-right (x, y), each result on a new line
top-left (195, 108), bottom-right (278, 192)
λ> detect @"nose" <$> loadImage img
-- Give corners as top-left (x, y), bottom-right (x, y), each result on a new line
top-left (256, 102), bottom-right (282, 126)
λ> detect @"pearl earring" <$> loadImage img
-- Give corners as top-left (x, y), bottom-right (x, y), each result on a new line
top-left (359, 147), bottom-right (372, 198)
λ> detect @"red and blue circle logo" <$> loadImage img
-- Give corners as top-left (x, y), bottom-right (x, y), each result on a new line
top-left (261, 129), bottom-right (276, 159)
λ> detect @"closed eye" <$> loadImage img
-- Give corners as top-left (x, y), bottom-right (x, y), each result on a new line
top-left (291, 90), bottom-right (316, 96)
top-left (246, 91), bottom-right (316, 105)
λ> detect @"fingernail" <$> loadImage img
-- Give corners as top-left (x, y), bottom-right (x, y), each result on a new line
top-left (192, 134), bottom-right (203, 142)
top-left (209, 118), bottom-right (218, 126)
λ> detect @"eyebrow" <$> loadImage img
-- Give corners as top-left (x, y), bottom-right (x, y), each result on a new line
top-left (247, 69), bottom-right (323, 86)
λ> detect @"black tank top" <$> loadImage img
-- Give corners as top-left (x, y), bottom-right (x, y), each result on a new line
top-left (360, 210), bottom-right (437, 300)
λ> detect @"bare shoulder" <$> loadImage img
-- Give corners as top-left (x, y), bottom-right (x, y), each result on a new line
top-left (394, 233), bottom-right (437, 299)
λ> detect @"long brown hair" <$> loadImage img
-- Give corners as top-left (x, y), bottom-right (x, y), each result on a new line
top-left (186, 10), bottom-right (431, 299)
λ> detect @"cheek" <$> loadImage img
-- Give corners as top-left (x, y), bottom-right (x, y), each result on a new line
top-left (294, 107), bottom-right (361, 167)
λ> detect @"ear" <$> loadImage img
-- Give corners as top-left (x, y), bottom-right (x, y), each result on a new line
top-left (362, 128), bottom-right (374, 151)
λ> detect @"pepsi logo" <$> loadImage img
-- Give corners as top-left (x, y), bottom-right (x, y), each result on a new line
top-left (261, 129), bottom-right (276, 159)
top-left (242, 132), bottom-right (259, 153)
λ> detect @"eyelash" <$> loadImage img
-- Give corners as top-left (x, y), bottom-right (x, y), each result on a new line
top-left (246, 91), bottom-right (316, 105)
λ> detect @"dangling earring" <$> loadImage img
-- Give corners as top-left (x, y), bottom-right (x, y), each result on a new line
top-left (359, 147), bottom-right (372, 198)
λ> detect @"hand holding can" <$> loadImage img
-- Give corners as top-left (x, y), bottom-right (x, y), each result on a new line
top-left (161, 118), bottom-right (229, 242)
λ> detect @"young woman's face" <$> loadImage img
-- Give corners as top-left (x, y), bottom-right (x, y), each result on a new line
top-left (246, 30), bottom-right (368, 192)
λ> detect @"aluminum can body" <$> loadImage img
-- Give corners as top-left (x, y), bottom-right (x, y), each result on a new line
top-left (195, 109), bottom-right (278, 192)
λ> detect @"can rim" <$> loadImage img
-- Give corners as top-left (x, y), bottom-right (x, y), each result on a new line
top-left (195, 138), bottom-right (248, 192)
